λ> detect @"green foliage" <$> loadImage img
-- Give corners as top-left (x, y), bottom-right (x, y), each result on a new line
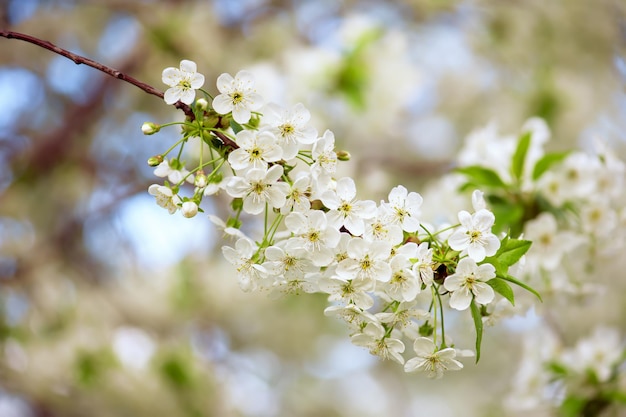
top-left (159, 352), bottom-right (193, 389)
top-left (532, 151), bottom-right (570, 180)
top-left (511, 131), bottom-right (532, 183)
top-left (455, 166), bottom-right (507, 189)
top-left (486, 278), bottom-right (515, 305)
top-left (470, 300), bottom-right (483, 363)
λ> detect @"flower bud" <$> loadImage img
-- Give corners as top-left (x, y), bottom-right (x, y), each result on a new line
top-left (147, 155), bottom-right (164, 166)
top-left (142, 122), bottom-right (160, 135)
top-left (336, 150), bottom-right (351, 161)
top-left (194, 171), bottom-right (208, 188)
top-left (195, 98), bottom-right (209, 111)
top-left (181, 201), bottom-right (198, 218)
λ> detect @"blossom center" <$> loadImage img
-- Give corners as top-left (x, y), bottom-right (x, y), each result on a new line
top-left (231, 91), bottom-right (244, 104)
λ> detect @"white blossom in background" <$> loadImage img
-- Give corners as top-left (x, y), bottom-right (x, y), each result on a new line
top-left (523, 212), bottom-right (584, 272)
top-left (404, 337), bottom-right (463, 378)
top-left (448, 209), bottom-right (500, 262)
top-left (213, 70), bottom-right (264, 124)
top-left (560, 326), bottom-right (624, 382)
top-left (162, 59), bottom-right (205, 105)
top-left (443, 257), bottom-right (495, 311)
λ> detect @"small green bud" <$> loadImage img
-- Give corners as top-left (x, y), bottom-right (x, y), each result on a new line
top-left (147, 155), bottom-right (164, 166)
top-left (336, 150), bottom-right (351, 161)
top-left (231, 198), bottom-right (244, 211)
top-left (142, 122), bottom-right (160, 135)
top-left (195, 98), bottom-right (209, 111)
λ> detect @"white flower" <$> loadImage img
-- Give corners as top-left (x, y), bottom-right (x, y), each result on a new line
top-left (412, 242), bottom-right (435, 287)
top-left (225, 165), bottom-right (290, 215)
top-left (222, 237), bottom-right (267, 291)
top-left (404, 337), bottom-right (463, 378)
top-left (148, 184), bottom-right (181, 214)
top-left (323, 303), bottom-right (377, 330)
top-left (560, 327), bottom-right (624, 382)
top-left (321, 177), bottom-right (377, 236)
top-left (311, 130), bottom-right (338, 184)
top-left (180, 201), bottom-right (198, 218)
top-left (207, 214), bottom-right (246, 240)
top-left (448, 209), bottom-right (500, 262)
top-left (263, 240), bottom-right (317, 282)
top-left (443, 257), bottom-right (495, 311)
top-left (580, 201), bottom-right (617, 238)
top-left (281, 172), bottom-right (311, 215)
top-left (318, 275), bottom-right (375, 309)
top-left (351, 322), bottom-right (405, 364)
top-left (335, 238), bottom-right (392, 284)
top-left (376, 301), bottom-right (429, 328)
top-left (383, 254), bottom-right (421, 302)
top-left (153, 159), bottom-right (195, 185)
top-left (363, 206), bottom-right (404, 245)
top-left (261, 103), bottom-right (318, 160)
top-left (228, 130), bottom-right (283, 171)
top-left (212, 70), bottom-right (264, 124)
top-left (523, 212), bottom-right (584, 271)
top-left (284, 210), bottom-right (341, 266)
top-left (382, 185), bottom-right (423, 233)
top-left (162, 60), bottom-right (205, 105)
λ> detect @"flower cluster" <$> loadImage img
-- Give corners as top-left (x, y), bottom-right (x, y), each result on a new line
top-left (506, 325), bottom-right (626, 415)
top-left (453, 118), bottom-right (626, 297)
top-left (144, 62), bottom-right (536, 377)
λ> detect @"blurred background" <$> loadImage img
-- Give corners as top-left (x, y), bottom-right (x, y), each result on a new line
top-left (1, 0), bottom-right (625, 416)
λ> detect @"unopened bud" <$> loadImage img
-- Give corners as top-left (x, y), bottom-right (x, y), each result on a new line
top-left (231, 198), bottom-right (244, 211)
top-left (194, 171), bottom-right (208, 188)
top-left (147, 155), bottom-right (164, 166)
top-left (336, 150), bottom-right (351, 161)
top-left (195, 98), bottom-right (209, 111)
top-left (142, 122), bottom-right (160, 135)
top-left (181, 201), bottom-right (199, 218)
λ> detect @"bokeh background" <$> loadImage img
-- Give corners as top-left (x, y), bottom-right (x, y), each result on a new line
top-left (1, 0), bottom-right (626, 416)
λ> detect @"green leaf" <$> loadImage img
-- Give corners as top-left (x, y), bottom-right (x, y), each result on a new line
top-left (230, 119), bottom-right (243, 134)
top-left (470, 300), bottom-right (483, 363)
top-left (487, 197), bottom-right (524, 235)
top-left (496, 238), bottom-right (532, 267)
top-left (487, 278), bottom-right (515, 305)
top-left (500, 274), bottom-right (542, 302)
top-left (511, 131), bottom-right (532, 182)
top-left (455, 166), bottom-right (507, 189)
top-left (560, 396), bottom-right (586, 417)
top-left (532, 151), bottom-right (570, 181)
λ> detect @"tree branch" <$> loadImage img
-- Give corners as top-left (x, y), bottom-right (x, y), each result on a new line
top-left (0, 30), bottom-right (195, 119)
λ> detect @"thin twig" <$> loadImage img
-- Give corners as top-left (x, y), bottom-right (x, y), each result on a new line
top-left (0, 29), bottom-right (242, 151)
top-left (0, 30), bottom-right (195, 119)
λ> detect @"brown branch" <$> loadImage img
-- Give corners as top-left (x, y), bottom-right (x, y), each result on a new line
top-left (0, 30), bottom-right (195, 119)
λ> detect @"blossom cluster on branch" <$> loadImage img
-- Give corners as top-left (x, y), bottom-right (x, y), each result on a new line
top-left (145, 61), bottom-right (538, 377)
